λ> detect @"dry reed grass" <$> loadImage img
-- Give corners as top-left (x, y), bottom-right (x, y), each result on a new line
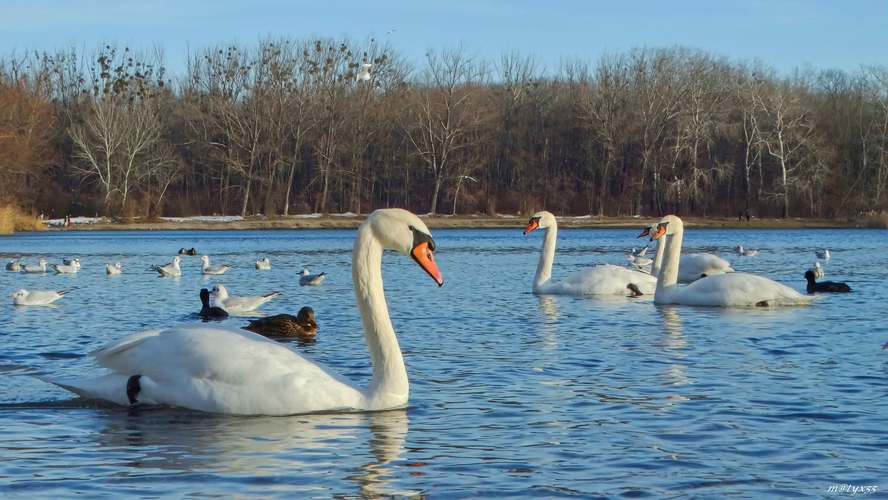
top-left (0, 205), bottom-right (46, 234)
top-left (858, 210), bottom-right (888, 229)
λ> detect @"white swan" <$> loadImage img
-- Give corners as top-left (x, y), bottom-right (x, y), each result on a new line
top-left (106, 262), bottom-right (123, 275)
top-left (524, 211), bottom-right (656, 296)
top-left (210, 284), bottom-right (280, 313)
top-left (815, 249), bottom-right (830, 260)
top-left (42, 208), bottom-right (444, 415)
top-left (255, 258), bottom-right (271, 270)
top-left (155, 256), bottom-right (182, 277)
top-left (810, 261), bottom-right (824, 280)
top-left (638, 226), bottom-right (734, 284)
top-left (200, 255), bottom-right (232, 275)
top-left (299, 268), bottom-right (326, 286)
top-left (11, 289), bottom-right (69, 305)
top-left (651, 215), bottom-right (820, 307)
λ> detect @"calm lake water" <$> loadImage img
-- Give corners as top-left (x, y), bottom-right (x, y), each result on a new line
top-left (0, 224), bottom-right (886, 498)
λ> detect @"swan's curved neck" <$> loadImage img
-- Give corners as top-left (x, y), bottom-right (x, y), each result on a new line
top-left (651, 234), bottom-right (665, 278)
top-left (353, 227), bottom-right (408, 405)
top-left (534, 224), bottom-right (558, 292)
top-left (656, 225), bottom-right (683, 293)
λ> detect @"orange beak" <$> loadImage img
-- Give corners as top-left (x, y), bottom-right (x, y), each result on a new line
top-left (637, 227), bottom-right (651, 238)
top-left (411, 242), bottom-right (443, 286)
top-left (523, 218), bottom-right (540, 235)
top-left (651, 224), bottom-right (667, 240)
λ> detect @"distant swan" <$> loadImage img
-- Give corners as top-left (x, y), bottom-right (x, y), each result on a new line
top-left (524, 211), bottom-right (656, 296)
top-left (804, 270), bottom-right (851, 293)
top-left (651, 215), bottom-right (820, 307)
top-left (637, 226), bottom-right (734, 284)
top-left (43, 208), bottom-right (444, 415)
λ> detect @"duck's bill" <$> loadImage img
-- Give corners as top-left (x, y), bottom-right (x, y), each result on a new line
top-left (411, 242), bottom-right (443, 286)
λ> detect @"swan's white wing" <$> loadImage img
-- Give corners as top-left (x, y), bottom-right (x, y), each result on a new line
top-left (49, 324), bottom-right (362, 415)
top-left (678, 253), bottom-right (733, 283)
top-left (669, 272), bottom-right (821, 307)
top-left (543, 264), bottom-right (657, 296)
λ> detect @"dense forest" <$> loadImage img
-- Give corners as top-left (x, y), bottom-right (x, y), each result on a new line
top-left (0, 37), bottom-right (886, 220)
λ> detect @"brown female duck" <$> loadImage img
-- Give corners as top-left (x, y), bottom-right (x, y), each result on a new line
top-left (242, 307), bottom-right (319, 339)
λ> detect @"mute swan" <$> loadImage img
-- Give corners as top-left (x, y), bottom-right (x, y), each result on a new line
top-left (106, 262), bottom-right (123, 275)
top-left (255, 258), bottom-right (271, 270)
top-left (210, 284), bottom-right (279, 313)
top-left (11, 289), bottom-right (69, 306)
top-left (22, 259), bottom-right (48, 273)
top-left (810, 262), bottom-right (824, 280)
top-left (198, 288), bottom-right (229, 319)
top-left (651, 215), bottom-right (820, 307)
top-left (200, 255), bottom-right (232, 275)
top-left (299, 269), bottom-right (326, 286)
top-left (43, 208), bottom-right (444, 415)
top-left (637, 226), bottom-right (734, 284)
top-left (243, 307), bottom-right (318, 339)
top-left (524, 211), bottom-right (657, 296)
top-left (735, 245), bottom-right (759, 257)
top-left (815, 249), bottom-right (830, 260)
top-left (804, 271), bottom-right (851, 293)
top-left (155, 257), bottom-right (182, 277)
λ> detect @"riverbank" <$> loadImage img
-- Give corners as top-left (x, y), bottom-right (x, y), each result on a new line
top-left (40, 213), bottom-right (870, 231)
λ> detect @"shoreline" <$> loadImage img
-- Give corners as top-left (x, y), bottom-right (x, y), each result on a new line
top-left (41, 214), bottom-right (866, 231)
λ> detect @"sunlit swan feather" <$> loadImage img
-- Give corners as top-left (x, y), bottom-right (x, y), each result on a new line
top-left (42, 208), bottom-right (444, 415)
top-left (524, 211), bottom-right (656, 296)
top-left (638, 226), bottom-right (734, 284)
top-left (651, 215), bottom-right (820, 307)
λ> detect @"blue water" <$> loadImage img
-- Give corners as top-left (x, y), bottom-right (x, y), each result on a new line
top-left (0, 225), bottom-right (886, 498)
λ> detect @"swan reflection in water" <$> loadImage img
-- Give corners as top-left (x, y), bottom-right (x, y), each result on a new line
top-left (92, 407), bottom-right (415, 498)
top-left (655, 306), bottom-right (691, 394)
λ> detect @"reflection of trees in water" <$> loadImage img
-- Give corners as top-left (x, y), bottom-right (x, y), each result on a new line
top-left (93, 407), bottom-right (416, 498)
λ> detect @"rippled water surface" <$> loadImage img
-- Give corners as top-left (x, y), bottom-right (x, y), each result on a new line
top-left (1, 225), bottom-right (887, 498)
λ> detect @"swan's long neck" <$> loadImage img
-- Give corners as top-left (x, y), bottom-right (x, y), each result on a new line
top-left (651, 235), bottom-right (666, 278)
top-left (353, 227), bottom-right (408, 405)
top-left (656, 224), bottom-right (683, 293)
top-left (534, 224), bottom-right (557, 292)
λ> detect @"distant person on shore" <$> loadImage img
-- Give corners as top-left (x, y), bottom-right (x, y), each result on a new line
top-left (745, 209), bottom-right (751, 222)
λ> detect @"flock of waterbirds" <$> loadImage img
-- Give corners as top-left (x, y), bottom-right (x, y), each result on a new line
top-left (4, 209), bottom-right (859, 416)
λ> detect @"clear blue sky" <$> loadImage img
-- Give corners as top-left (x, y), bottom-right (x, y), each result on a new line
top-left (1, 0), bottom-right (885, 78)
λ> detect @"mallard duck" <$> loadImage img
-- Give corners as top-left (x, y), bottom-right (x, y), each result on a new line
top-left (242, 307), bottom-right (319, 338)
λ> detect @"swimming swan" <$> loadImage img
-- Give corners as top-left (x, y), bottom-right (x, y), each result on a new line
top-left (524, 211), bottom-right (656, 296)
top-left (42, 208), bottom-right (444, 415)
top-left (651, 215), bottom-right (820, 307)
top-left (637, 226), bottom-right (734, 283)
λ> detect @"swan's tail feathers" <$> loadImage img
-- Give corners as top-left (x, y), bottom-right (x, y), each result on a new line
top-left (39, 373), bottom-right (133, 406)
top-left (88, 328), bottom-right (164, 365)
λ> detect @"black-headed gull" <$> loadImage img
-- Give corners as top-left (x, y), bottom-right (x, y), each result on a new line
top-left (5, 260), bottom-right (21, 271)
top-left (62, 258), bottom-right (81, 268)
top-left (809, 261), bottom-right (824, 280)
top-left (52, 261), bottom-right (79, 274)
top-left (198, 288), bottom-right (229, 319)
top-left (627, 254), bottom-right (653, 268)
top-left (10, 288), bottom-right (69, 305)
top-left (630, 246), bottom-right (649, 257)
top-left (299, 268), bottom-right (326, 286)
top-left (200, 255), bottom-right (232, 275)
top-left (255, 257), bottom-right (271, 270)
top-left (106, 262), bottom-right (123, 275)
top-left (155, 256), bottom-right (182, 277)
top-left (735, 245), bottom-right (759, 257)
top-left (815, 249), bottom-right (830, 260)
top-left (210, 284), bottom-right (280, 313)
top-left (22, 259), bottom-right (48, 273)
